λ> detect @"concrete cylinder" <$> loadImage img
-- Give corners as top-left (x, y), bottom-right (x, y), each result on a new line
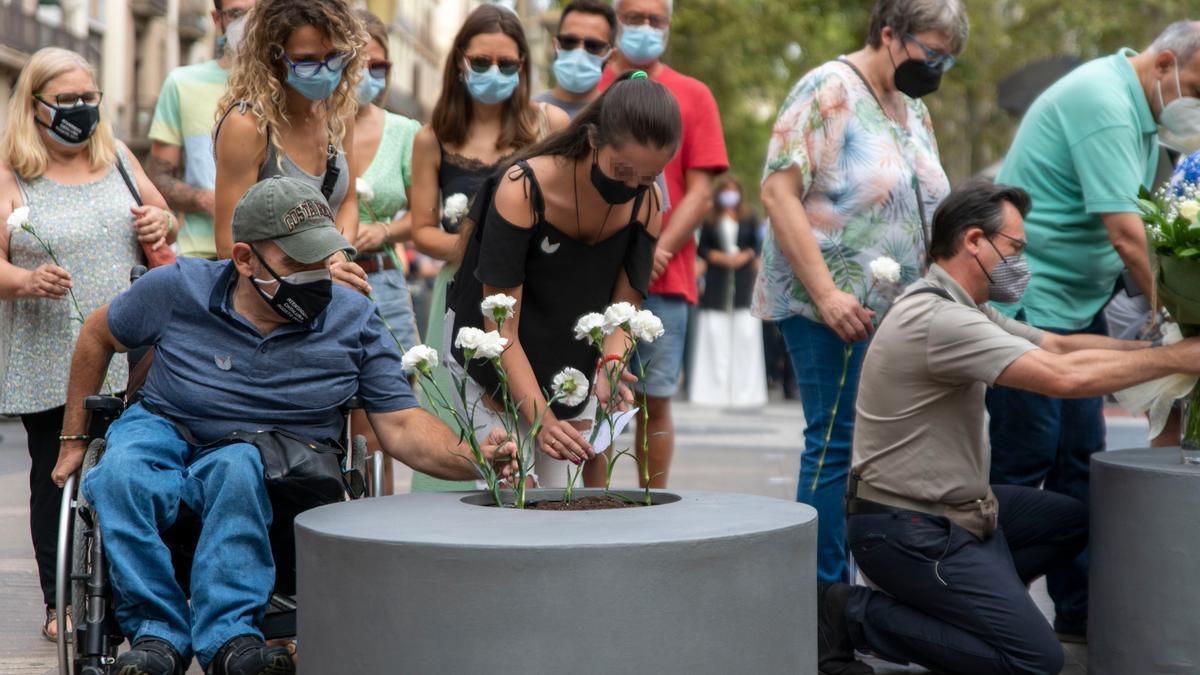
top-left (1090, 449), bottom-right (1200, 674)
top-left (296, 489), bottom-right (817, 674)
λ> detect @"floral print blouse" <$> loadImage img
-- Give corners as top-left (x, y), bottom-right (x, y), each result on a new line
top-left (752, 59), bottom-right (951, 323)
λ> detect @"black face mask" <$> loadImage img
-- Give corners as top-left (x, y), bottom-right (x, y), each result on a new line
top-left (590, 150), bottom-right (649, 205)
top-left (893, 57), bottom-right (943, 99)
top-left (34, 98), bottom-right (100, 146)
top-left (250, 247), bottom-right (333, 324)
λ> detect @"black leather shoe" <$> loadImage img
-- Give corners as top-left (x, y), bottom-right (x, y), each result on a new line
top-left (113, 637), bottom-right (186, 675)
top-left (818, 582), bottom-right (874, 675)
top-left (206, 634), bottom-right (294, 675)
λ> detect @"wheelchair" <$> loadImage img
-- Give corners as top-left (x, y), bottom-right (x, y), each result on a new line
top-left (53, 268), bottom-right (389, 673)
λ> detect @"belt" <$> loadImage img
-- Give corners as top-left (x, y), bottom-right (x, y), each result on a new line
top-left (844, 497), bottom-right (931, 518)
top-left (354, 254), bottom-right (396, 274)
top-left (846, 472), bottom-right (951, 518)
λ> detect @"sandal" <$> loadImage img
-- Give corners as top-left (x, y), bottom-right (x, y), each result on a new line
top-left (42, 606), bottom-right (73, 643)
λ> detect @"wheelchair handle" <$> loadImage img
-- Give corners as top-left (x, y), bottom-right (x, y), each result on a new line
top-left (84, 395), bottom-right (124, 415)
top-left (130, 265), bottom-right (148, 284)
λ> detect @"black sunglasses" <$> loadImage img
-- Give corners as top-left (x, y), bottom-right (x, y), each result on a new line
top-left (556, 34), bottom-right (610, 56)
top-left (367, 60), bottom-right (392, 79)
top-left (465, 56), bottom-right (522, 76)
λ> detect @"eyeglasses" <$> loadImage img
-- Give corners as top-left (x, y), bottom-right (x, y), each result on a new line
top-left (990, 231), bottom-right (1027, 255)
top-left (464, 55), bottom-right (522, 76)
top-left (556, 34), bottom-right (611, 56)
top-left (35, 91), bottom-right (103, 108)
top-left (904, 33), bottom-right (956, 71)
top-left (367, 60), bottom-right (392, 79)
top-left (218, 7), bottom-right (248, 23)
top-left (619, 11), bottom-right (669, 29)
top-left (282, 53), bottom-right (348, 78)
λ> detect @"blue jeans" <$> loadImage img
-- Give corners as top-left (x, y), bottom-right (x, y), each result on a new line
top-left (81, 404), bottom-right (274, 666)
top-left (985, 310), bottom-right (1107, 628)
top-left (367, 265), bottom-right (420, 351)
top-left (778, 314), bottom-right (868, 583)
top-left (631, 295), bottom-right (690, 398)
top-left (846, 485), bottom-right (1086, 674)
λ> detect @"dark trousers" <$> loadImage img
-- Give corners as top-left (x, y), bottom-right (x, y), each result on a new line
top-left (23, 406), bottom-right (65, 608)
top-left (845, 485), bottom-right (1086, 675)
top-left (985, 311), bottom-right (1107, 626)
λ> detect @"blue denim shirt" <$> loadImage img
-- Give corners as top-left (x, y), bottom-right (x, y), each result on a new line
top-left (107, 258), bottom-right (416, 444)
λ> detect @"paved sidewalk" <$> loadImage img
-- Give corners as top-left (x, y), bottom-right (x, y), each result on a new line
top-left (0, 400), bottom-right (1147, 673)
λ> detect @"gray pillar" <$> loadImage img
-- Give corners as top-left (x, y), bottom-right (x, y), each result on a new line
top-left (296, 489), bottom-right (818, 674)
top-left (1090, 449), bottom-right (1200, 674)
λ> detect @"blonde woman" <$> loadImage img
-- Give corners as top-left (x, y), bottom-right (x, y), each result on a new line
top-left (0, 47), bottom-right (171, 640)
top-left (213, 0), bottom-right (366, 276)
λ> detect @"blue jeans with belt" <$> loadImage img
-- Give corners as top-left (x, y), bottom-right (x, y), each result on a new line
top-left (778, 314), bottom-right (868, 583)
top-left (82, 404), bottom-right (274, 666)
top-left (846, 485), bottom-right (1087, 674)
top-left (985, 310), bottom-right (1107, 629)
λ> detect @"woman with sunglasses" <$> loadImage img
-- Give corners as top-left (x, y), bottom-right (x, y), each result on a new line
top-left (213, 0), bottom-right (368, 282)
top-left (408, 3), bottom-right (567, 489)
top-left (753, 0), bottom-right (967, 657)
top-left (347, 9), bottom-right (422, 494)
top-left (0, 47), bottom-right (172, 641)
top-left (446, 72), bottom-right (678, 487)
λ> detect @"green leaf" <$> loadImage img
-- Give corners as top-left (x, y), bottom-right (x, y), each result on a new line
top-left (1178, 248), bottom-right (1200, 258)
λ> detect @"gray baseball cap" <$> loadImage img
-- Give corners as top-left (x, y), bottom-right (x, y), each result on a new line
top-left (231, 176), bottom-right (356, 264)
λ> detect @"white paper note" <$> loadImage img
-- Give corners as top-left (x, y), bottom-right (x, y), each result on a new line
top-left (589, 407), bottom-right (640, 454)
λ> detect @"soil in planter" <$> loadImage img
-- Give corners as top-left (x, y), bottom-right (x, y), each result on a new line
top-left (527, 495), bottom-right (644, 511)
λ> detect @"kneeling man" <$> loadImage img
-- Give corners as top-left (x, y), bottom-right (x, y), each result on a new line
top-left (818, 180), bottom-right (1200, 675)
top-left (51, 177), bottom-right (510, 675)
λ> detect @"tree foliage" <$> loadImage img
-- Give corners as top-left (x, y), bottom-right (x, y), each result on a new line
top-left (666, 0), bottom-right (1195, 197)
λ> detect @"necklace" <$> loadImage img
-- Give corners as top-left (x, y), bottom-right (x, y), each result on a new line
top-left (573, 157), bottom-right (614, 244)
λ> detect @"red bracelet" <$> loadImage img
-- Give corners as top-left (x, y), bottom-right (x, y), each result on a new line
top-left (595, 354), bottom-right (623, 373)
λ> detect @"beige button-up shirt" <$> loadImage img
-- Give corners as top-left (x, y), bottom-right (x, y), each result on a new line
top-left (851, 265), bottom-right (1045, 538)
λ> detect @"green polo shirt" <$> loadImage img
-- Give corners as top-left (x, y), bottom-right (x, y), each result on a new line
top-left (995, 48), bottom-right (1158, 330)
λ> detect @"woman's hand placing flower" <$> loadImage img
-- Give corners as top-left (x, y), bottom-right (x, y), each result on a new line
top-left (131, 205), bottom-right (172, 250)
top-left (536, 418), bottom-right (593, 464)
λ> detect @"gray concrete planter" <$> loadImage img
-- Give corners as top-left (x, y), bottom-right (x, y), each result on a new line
top-left (1090, 449), bottom-right (1200, 674)
top-left (296, 489), bottom-right (817, 674)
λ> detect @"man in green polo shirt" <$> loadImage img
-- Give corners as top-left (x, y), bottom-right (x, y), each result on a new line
top-left (987, 20), bottom-right (1200, 642)
top-left (145, 0), bottom-right (255, 260)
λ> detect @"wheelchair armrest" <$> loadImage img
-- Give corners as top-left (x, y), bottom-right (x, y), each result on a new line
top-left (85, 395), bottom-right (125, 415)
top-left (343, 395), bottom-right (364, 411)
top-left (130, 265), bottom-right (148, 284)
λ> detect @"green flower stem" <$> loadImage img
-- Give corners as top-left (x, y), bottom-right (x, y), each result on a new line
top-left (631, 340), bottom-right (653, 506)
top-left (810, 344), bottom-right (853, 493)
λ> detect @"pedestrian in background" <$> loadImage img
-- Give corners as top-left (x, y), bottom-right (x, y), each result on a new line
top-left (146, 0), bottom-right (256, 260)
top-left (754, 0), bottom-right (966, 584)
top-left (0, 47), bottom-right (173, 641)
top-left (986, 21), bottom-right (1200, 641)
top-left (598, 0), bottom-right (729, 489)
top-left (690, 176), bottom-right (766, 408)
top-left (349, 9), bottom-right (423, 494)
top-left (213, 0), bottom-right (366, 263)
top-left (408, 4), bottom-right (567, 490)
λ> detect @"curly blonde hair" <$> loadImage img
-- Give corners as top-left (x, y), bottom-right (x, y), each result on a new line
top-left (216, 0), bottom-right (366, 165)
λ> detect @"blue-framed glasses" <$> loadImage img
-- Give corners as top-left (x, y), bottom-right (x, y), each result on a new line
top-left (283, 53), bottom-right (348, 79)
top-left (905, 34), bottom-right (956, 71)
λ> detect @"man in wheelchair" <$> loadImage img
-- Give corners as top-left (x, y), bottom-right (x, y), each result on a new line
top-left (49, 177), bottom-right (512, 675)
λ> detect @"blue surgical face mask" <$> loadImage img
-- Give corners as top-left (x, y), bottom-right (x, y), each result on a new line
top-left (618, 23), bottom-right (666, 65)
top-left (552, 47), bottom-right (605, 94)
top-left (357, 69), bottom-right (387, 105)
top-left (464, 63), bottom-right (519, 105)
top-left (286, 66), bottom-right (343, 102)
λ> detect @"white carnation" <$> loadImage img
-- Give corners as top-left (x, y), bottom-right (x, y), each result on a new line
top-left (400, 344), bottom-right (438, 375)
top-left (475, 330), bottom-right (509, 360)
top-left (629, 309), bottom-right (665, 343)
top-left (574, 312), bottom-right (608, 344)
top-left (356, 178), bottom-right (375, 202)
top-left (6, 206), bottom-right (30, 233)
top-left (1180, 199), bottom-right (1200, 223)
top-left (480, 293), bottom-right (517, 323)
top-left (869, 256), bottom-right (902, 285)
top-left (443, 193), bottom-right (469, 224)
top-left (455, 326), bottom-right (487, 357)
top-left (602, 302), bottom-right (638, 333)
top-left (551, 367), bottom-right (590, 407)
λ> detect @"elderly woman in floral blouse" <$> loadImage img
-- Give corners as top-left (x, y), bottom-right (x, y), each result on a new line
top-left (752, 0), bottom-right (967, 586)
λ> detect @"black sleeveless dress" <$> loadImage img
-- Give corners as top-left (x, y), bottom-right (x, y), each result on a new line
top-left (447, 160), bottom-right (657, 419)
top-left (437, 143), bottom-right (508, 234)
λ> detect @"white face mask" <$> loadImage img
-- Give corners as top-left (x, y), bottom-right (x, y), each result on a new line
top-left (718, 190), bottom-right (741, 209)
top-left (224, 16), bottom-right (246, 56)
top-left (1157, 58), bottom-right (1200, 140)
